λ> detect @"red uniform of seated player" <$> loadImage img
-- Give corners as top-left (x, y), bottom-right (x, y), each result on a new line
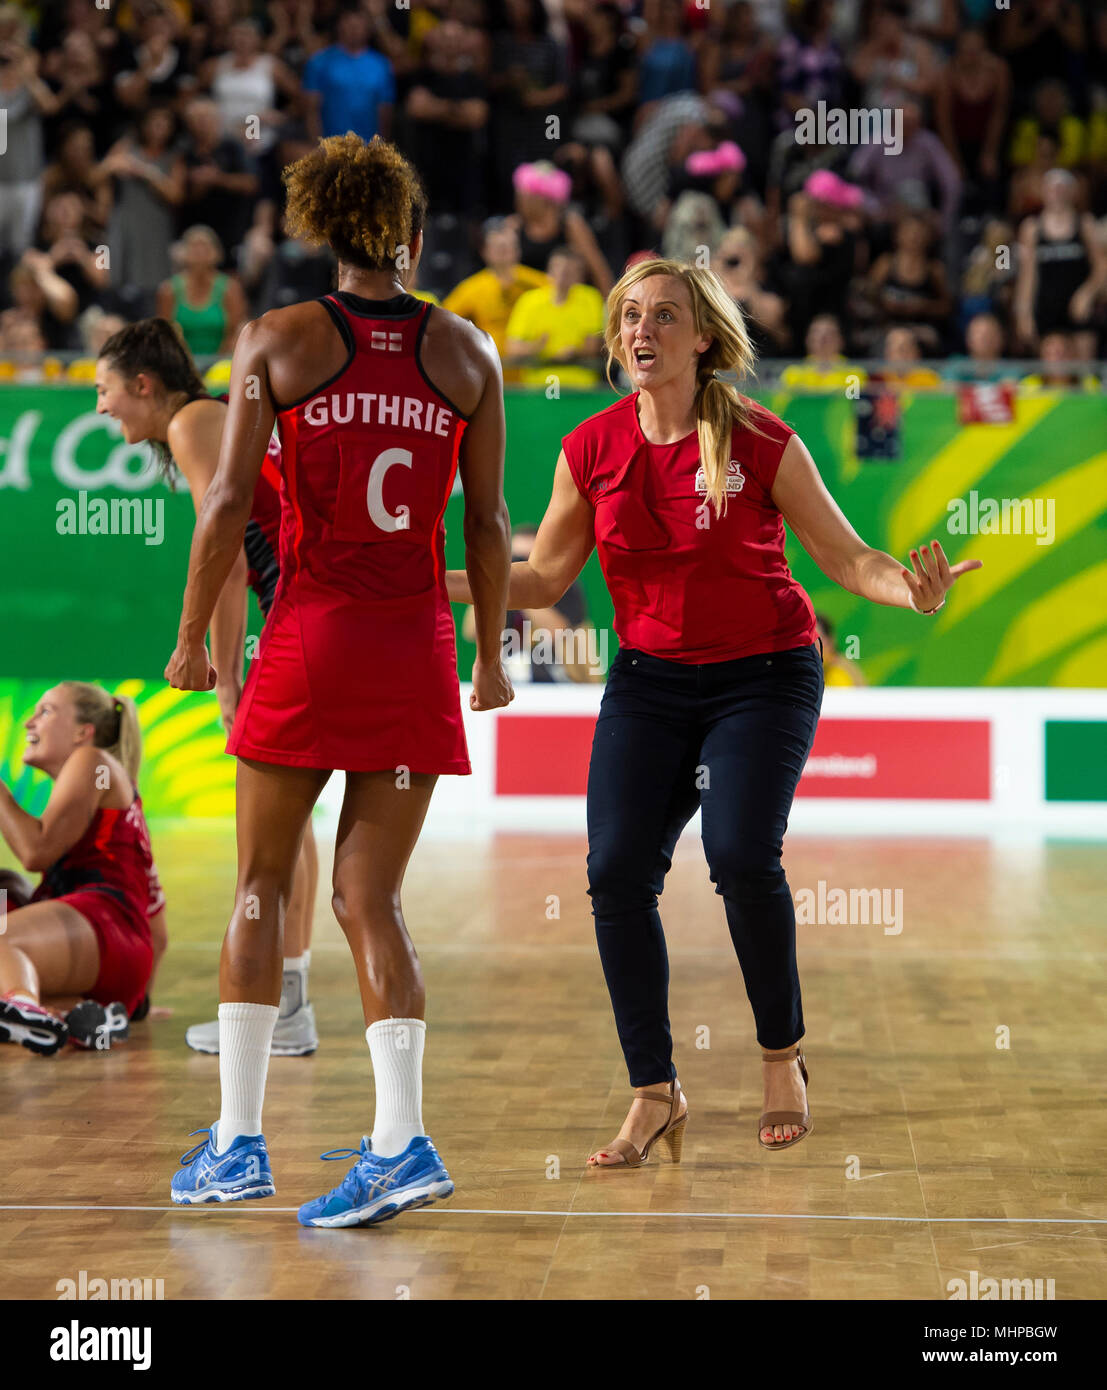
top-left (0, 683), bottom-right (167, 1055)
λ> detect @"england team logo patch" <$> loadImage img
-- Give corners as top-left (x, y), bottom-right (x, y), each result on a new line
top-left (695, 460), bottom-right (746, 495)
top-left (370, 330), bottom-right (403, 352)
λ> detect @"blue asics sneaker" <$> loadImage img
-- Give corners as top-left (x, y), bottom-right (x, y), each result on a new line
top-left (298, 1135), bottom-right (454, 1228)
top-left (170, 1125), bottom-right (275, 1205)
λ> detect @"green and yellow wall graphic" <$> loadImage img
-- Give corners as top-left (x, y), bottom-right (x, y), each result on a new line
top-left (1, 384), bottom-right (1104, 815)
top-left (457, 389), bottom-right (1106, 690)
top-left (1, 679), bottom-right (235, 820)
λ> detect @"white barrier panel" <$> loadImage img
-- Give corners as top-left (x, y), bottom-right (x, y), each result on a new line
top-left (316, 685), bottom-right (1107, 839)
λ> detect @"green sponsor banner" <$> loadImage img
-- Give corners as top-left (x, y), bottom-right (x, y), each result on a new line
top-left (0, 384), bottom-right (231, 680)
top-left (2, 383), bottom-right (1105, 689)
top-left (1044, 720), bottom-right (1107, 802)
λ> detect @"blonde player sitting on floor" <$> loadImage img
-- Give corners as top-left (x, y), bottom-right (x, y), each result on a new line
top-left (0, 684), bottom-right (167, 1054)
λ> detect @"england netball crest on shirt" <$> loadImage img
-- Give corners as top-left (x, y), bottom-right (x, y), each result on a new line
top-left (695, 460), bottom-right (746, 495)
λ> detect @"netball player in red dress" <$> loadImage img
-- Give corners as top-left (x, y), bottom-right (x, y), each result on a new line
top-left (449, 257), bottom-right (980, 1164)
top-left (95, 320), bottom-right (320, 1055)
top-left (165, 136), bottom-right (513, 1223)
top-left (0, 683), bottom-right (166, 1054)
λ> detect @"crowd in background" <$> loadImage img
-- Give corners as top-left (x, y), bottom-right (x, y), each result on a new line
top-left (1, 0), bottom-right (1107, 388)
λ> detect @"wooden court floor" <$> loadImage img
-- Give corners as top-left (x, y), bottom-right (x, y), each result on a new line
top-left (2, 827), bottom-right (1105, 1301)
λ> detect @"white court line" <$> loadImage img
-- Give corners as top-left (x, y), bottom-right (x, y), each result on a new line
top-left (0, 1205), bottom-right (1105, 1225)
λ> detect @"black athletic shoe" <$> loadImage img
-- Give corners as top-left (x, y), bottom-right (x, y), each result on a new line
top-left (65, 1000), bottom-right (130, 1051)
top-left (130, 994), bottom-right (150, 1022)
top-left (0, 993), bottom-right (69, 1056)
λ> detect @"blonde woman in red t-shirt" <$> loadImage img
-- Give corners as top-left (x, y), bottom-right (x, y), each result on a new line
top-left (448, 257), bottom-right (980, 1164)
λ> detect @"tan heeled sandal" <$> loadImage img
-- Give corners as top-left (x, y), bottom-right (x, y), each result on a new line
top-left (589, 1078), bottom-right (688, 1168)
top-left (759, 1045), bottom-right (811, 1151)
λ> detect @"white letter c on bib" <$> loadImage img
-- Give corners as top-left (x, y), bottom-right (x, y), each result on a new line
top-left (367, 447), bottom-right (413, 532)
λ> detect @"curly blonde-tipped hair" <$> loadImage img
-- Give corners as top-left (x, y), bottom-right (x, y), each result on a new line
top-left (282, 133), bottom-right (429, 272)
top-left (603, 257), bottom-right (762, 517)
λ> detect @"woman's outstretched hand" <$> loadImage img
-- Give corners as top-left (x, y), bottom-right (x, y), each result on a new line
top-left (901, 540), bottom-right (982, 614)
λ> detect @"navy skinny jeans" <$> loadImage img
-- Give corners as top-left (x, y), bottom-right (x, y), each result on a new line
top-left (586, 641), bottom-right (824, 1087)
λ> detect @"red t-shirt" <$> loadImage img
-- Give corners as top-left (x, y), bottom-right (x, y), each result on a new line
top-left (562, 392), bottom-right (816, 663)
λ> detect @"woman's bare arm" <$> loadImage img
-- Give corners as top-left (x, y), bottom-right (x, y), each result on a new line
top-left (0, 745), bottom-right (105, 873)
top-left (145, 905), bottom-right (168, 998)
top-left (772, 435), bottom-right (981, 612)
top-left (455, 344), bottom-right (512, 665)
top-left (448, 450), bottom-right (595, 609)
top-left (155, 280), bottom-right (175, 320)
top-left (219, 276), bottom-right (248, 353)
top-left (167, 399), bottom-right (250, 727)
top-left (786, 195), bottom-right (821, 266)
top-left (1014, 217), bottom-right (1039, 338)
top-left (566, 210), bottom-right (614, 297)
top-left (1079, 213), bottom-right (1107, 295)
top-left (167, 318), bottom-right (274, 689)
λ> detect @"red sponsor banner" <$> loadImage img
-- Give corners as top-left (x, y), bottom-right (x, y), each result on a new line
top-left (495, 715), bottom-right (991, 800)
top-left (495, 715), bottom-right (595, 796)
top-left (798, 719), bottom-right (990, 799)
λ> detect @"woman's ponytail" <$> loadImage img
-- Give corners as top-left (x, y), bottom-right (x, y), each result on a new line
top-left (695, 370), bottom-right (749, 519)
top-left (112, 695), bottom-right (142, 784)
top-left (59, 682), bottom-right (143, 784)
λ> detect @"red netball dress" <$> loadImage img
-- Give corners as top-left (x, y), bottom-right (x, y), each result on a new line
top-left (227, 291), bottom-right (471, 773)
top-left (28, 790), bottom-right (165, 1016)
top-left (562, 392), bottom-right (816, 662)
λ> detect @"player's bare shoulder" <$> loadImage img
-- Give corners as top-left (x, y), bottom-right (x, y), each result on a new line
top-left (420, 300), bottom-right (499, 418)
top-left (249, 300), bottom-right (353, 409)
top-left (249, 299), bottom-right (339, 356)
top-left (167, 395), bottom-right (226, 459)
top-left (171, 394), bottom-right (226, 432)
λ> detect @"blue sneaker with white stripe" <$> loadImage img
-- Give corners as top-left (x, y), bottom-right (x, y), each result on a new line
top-left (297, 1135), bottom-right (453, 1228)
top-left (170, 1125), bottom-right (275, 1205)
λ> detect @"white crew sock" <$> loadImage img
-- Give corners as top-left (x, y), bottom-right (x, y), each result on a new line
top-left (216, 1002), bottom-right (278, 1152)
top-left (367, 1017), bottom-right (426, 1158)
top-left (279, 953), bottom-right (310, 1018)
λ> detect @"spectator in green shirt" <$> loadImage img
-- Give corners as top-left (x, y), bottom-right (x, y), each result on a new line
top-left (156, 224), bottom-right (247, 359)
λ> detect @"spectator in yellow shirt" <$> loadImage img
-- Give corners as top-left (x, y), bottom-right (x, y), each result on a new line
top-left (875, 327), bottom-right (942, 390)
top-left (1020, 331), bottom-right (1102, 393)
top-left (1008, 81), bottom-right (1087, 171)
top-left (442, 217), bottom-right (549, 383)
top-left (815, 613), bottom-right (867, 687)
top-left (504, 247), bottom-right (606, 389)
top-left (781, 314), bottom-right (868, 392)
